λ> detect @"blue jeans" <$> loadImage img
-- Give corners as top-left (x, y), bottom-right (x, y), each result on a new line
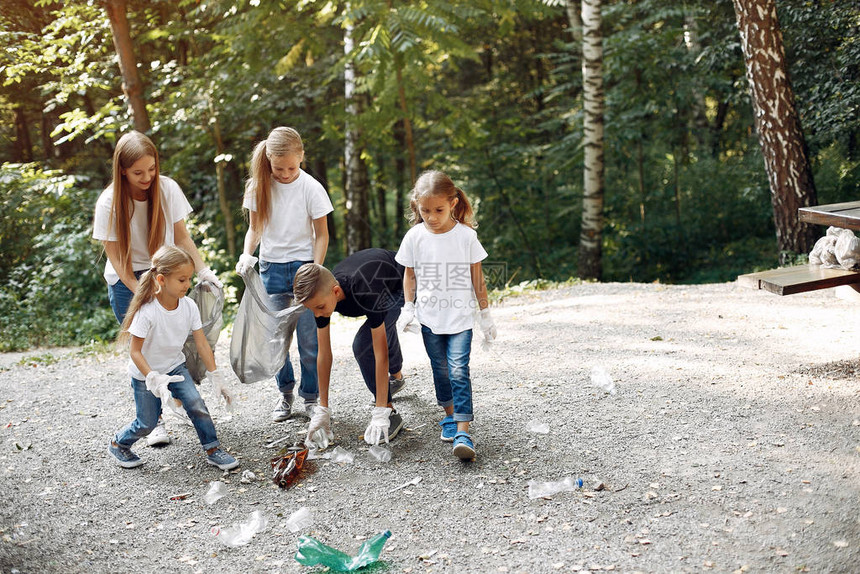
top-left (353, 297), bottom-right (404, 402)
top-left (259, 259), bottom-right (318, 401)
top-left (114, 363), bottom-right (220, 451)
top-left (421, 327), bottom-right (474, 422)
top-left (107, 270), bottom-right (145, 323)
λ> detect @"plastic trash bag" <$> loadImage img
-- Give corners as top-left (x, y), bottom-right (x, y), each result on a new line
top-left (835, 228), bottom-right (860, 269)
top-left (230, 268), bottom-right (305, 385)
top-left (182, 281), bottom-right (224, 383)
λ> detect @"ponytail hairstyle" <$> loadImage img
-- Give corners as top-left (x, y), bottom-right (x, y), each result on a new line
top-left (408, 170), bottom-right (476, 229)
top-left (118, 245), bottom-right (195, 344)
top-left (244, 126), bottom-right (305, 228)
top-left (108, 131), bottom-right (166, 278)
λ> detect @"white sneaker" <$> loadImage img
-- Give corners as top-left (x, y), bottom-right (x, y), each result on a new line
top-left (146, 418), bottom-right (171, 446)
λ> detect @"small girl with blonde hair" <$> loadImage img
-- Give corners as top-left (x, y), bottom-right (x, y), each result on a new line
top-left (108, 245), bottom-right (238, 470)
top-left (235, 127), bottom-right (333, 422)
top-left (395, 170), bottom-right (497, 460)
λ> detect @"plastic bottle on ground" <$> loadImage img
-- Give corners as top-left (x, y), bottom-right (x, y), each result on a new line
top-left (211, 510), bottom-right (268, 546)
top-left (368, 445), bottom-right (392, 462)
top-left (295, 530), bottom-right (391, 571)
top-left (204, 480), bottom-right (228, 505)
top-left (527, 476), bottom-right (584, 499)
top-left (285, 506), bottom-right (313, 533)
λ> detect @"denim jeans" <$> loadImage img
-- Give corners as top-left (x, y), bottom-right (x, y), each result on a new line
top-left (259, 259), bottom-right (318, 400)
top-left (114, 363), bottom-right (220, 451)
top-left (353, 296), bottom-right (404, 403)
top-left (421, 326), bottom-right (474, 422)
top-left (107, 270), bottom-right (145, 323)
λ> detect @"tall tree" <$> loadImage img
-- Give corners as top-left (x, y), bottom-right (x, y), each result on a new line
top-left (343, 10), bottom-right (371, 254)
top-left (578, 0), bottom-right (605, 280)
top-left (103, 0), bottom-right (149, 132)
top-left (731, 0), bottom-right (817, 258)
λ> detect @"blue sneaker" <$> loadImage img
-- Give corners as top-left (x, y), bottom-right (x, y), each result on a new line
top-left (452, 432), bottom-right (476, 460)
top-left (108, 441), bottom-right (143, 468)
top-left (439, 415), bottom-right (457, 442)
top-left (206, 449), bottom-right (240, 471)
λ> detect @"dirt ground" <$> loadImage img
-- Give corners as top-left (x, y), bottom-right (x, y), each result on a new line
top-left (0, 280), bottom-right (858, 574)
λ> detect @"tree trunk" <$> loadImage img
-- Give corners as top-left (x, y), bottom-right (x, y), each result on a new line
top-left (731, 0), bottom-right (817, 259)
top-left (14, 107), bottom-right (32, 163)
top-left (578, 0), bottom-right (605, 280)
top-left (103, 0), bottom-right (150, 133)
top-left (394, 57), bottom-right (417, 186)
top-left (207, 99), bottom-right (236, 259)
top-left (343, 15), bottom-right (371, 254)
top-left (394, 120), bottom-right (406, 238)
top-left (565, 0), bottom-right (583, 43)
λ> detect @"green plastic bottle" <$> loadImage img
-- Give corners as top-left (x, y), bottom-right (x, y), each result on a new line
top-left (295, 530), bottom-right (391, 571)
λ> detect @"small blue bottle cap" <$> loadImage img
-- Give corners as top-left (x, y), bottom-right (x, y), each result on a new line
top-left (576, 478), bottom-right (584, 488)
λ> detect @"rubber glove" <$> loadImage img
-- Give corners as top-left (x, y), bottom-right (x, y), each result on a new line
top-left (145, 371), bottom-right (185, 417)
top-left (235, 253), bottom-right (258, 275)
top-left (396, 301), bottom-right (420, 333)
top-left (305, 406), bottom-right (334, 450)
top-left (478, 308), bottom-right (497, 342)
top-left (364, 406), bottom-right (392, 446)
top-left (207, 369), bottom-right (234, 411)
top-left (197, 267), bottom-right (223, 288)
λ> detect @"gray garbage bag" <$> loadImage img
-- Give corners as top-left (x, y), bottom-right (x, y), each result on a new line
top-left (230, 268), bottom-right (305, 385)
top-left (183, 281), bottom-right (225, 383)
top-left (835, 228), bottom-right (860, 269)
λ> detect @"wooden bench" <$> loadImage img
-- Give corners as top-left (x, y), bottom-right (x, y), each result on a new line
top-left (737, 264), bottom-right (860, 296)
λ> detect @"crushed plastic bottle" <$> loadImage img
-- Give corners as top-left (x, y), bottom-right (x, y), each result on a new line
top-left (526, 420), bottom-right (550, 434)
top-left (368, 445), bottom-right (392, 462)
top-left (285, 506), bottom-right (313, 533)
top-left (271, 444), bottom-right (310, 489)
top-left (527, 476), bottom-right (584, 499)
top-left (590, 366), bottom-right (616, 394)
top-left (329, 446), bottom-right (354, 464)
top-left (295, 530), bottom-right (391, 572)
top-left (211, 510), bottom-right (268, 546)
top-left (204, 480), bottom-right (228, 505)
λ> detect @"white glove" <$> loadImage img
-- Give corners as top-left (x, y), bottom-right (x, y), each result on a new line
top-left (197, 267), bottom-right (223, 288)
top-left (235, 253), bottom-right (258, 275)
top-left (396, 302), bottom-right (420, 333)
top-left (364, 406), bottom-right (392, 446)
top-left (145, 371), bottom-right (185, 417)
top-left (305, 406), bottom-right (334, 450)
top-left (478, 308), bottom-right (497, 342)
top-left (206, 369), bottom-right (234, 411)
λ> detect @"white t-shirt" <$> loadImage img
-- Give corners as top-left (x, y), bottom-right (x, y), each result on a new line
top-left (126, 297), bottom-right (202, 379)
top-left (395, 222), bottom-right (488, 335)
top-left (242, 170), bottom-right (333, 263)
top-left (92, 176), bottom-right (193, 285)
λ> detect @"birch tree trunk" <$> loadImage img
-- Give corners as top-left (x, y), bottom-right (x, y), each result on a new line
top-left (103, 0), bottom-right (150, 133)
top-left (343, 14), bottom-right (371, 254)
top-left (578, 0), bottom-right (605, 280)
top-left (731, 0), bottom-right (817, 258)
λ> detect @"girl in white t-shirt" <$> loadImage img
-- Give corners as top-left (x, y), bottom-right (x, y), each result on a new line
top-left (395, 170), bottom-right (497, 460)
top-left (235, 127), bottom-right (333, 422)
top-left (93, 131), bottom-right (222, 447)
top-left (108, 245), bottom-right (238, 471)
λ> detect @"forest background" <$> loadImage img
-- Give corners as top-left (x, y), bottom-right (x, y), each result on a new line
top-left (0, 0), bottom-right (857, 352)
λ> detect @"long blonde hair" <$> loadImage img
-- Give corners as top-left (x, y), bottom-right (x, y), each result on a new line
top-left (107, 131), bottom-right (166, 277)
top-left (118, 245), bottom-right (194, 343)
top-left (408, 170), bottom-right (476, 229)
top-left (245, 127), bottom-right (305, 227)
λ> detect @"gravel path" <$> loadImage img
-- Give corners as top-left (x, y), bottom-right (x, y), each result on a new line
top-left (1, 281), bottom-right (858, 573)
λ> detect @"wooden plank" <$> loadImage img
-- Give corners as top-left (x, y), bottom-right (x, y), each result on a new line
top-left (737, 265), bottom-right (860, 296)
top-left (799, 201), bottom-right (860, 230)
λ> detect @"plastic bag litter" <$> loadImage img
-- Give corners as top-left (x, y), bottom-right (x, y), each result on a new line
top-left (211, 510), bottom-right (267, 546)
top-left (810, 227), bottom-right (860, 270)
top-left (526, 420), bottom-right (550, 434)
top-left (230, 268), bottom-right (306, 384)
top-left (328, 446), bottom-right (354, 464)
top-left (285, 507), bottom-right (313, 533)
top-left (205, 480), bottom-right (228, 505)
top-left (368, 445), bottom-right (392, 463)
top-left (182, 281), bottom-right (224, 383)
top-left (591, 366), bottom-right (616, 394)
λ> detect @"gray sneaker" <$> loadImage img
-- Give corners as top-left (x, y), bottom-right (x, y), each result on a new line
top-left (108, 442), bottom-right (144, 469)
top-left (389, 375), bottom-right (406, 396)
top-left (388, 409), bottom-right (404, 440)
top-left (272, 392), bottom-right (294, 422)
